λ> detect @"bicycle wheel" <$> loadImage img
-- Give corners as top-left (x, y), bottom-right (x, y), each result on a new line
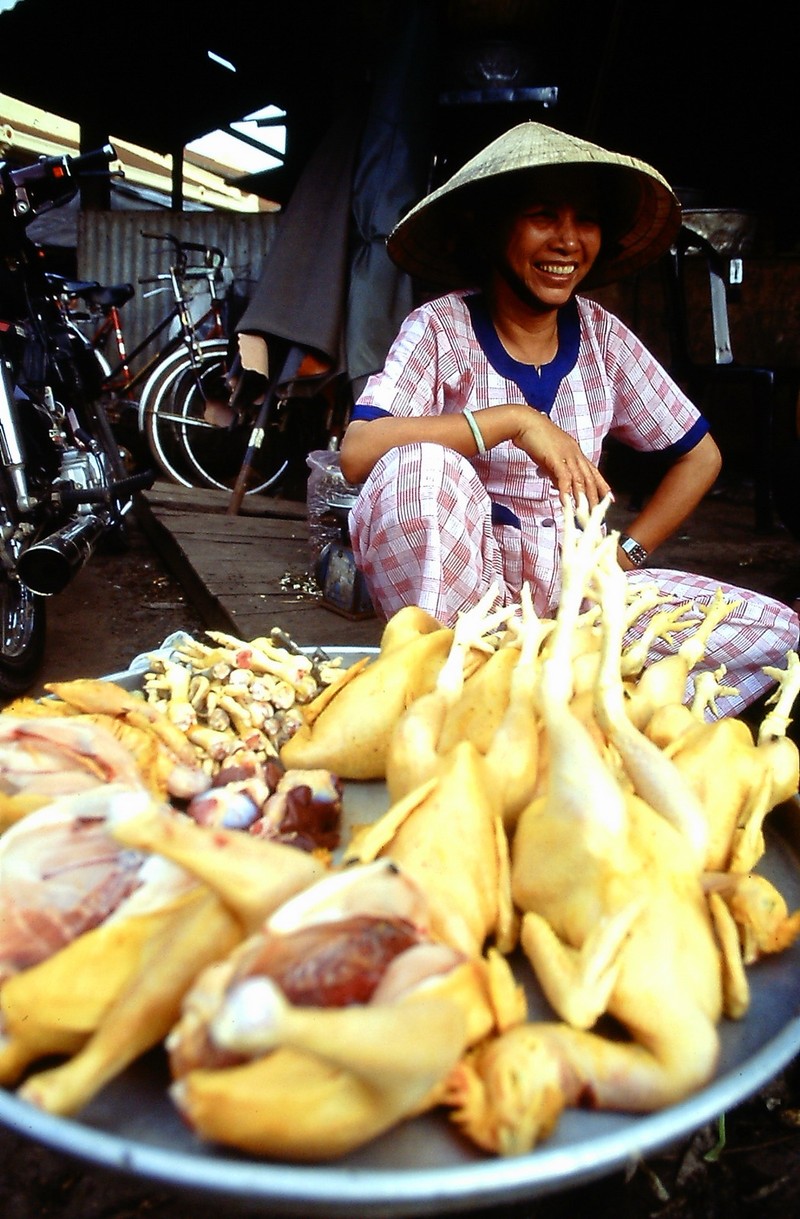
top-left (140, 340), bottom-right (228, 487)
top-left (145, 344), bottom-right (289, 494)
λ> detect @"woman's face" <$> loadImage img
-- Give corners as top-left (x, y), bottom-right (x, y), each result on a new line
top-left (491, 170), bottom-right (603, 312)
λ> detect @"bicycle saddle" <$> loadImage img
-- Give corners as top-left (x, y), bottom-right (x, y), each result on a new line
top-left (80, 282), bottom-right (136, 309)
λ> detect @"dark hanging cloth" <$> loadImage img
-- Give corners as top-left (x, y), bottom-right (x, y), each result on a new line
top-left (236, 106), bottom-right (361, 393)
top-left (345, 1), bottom-right (437, 398)
top-left (236, 2), bottom-right (435, 401)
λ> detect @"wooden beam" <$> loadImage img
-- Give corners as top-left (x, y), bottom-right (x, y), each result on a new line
top-left (79, 123), bottom-right (112, 210)
top-left (170, 145), bottom-right (184, 213)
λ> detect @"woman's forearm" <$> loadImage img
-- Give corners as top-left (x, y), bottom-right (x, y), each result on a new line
top-left (340, 405), bottom-right (610, 509)
top-left (618, 432), bottom-right (722, 565)
top-left (339, 408), bottom-right (523, 484)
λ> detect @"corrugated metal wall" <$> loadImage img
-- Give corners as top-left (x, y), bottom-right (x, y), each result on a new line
top-left (76, 209), bottom-right (279, 373)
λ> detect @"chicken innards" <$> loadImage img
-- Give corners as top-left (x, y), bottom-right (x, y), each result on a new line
top-left (0, 496), bottom-right (799, 1161)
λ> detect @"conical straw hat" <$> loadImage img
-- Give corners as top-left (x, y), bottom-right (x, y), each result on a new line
top-left (387, 121), bottom-right (681, 290)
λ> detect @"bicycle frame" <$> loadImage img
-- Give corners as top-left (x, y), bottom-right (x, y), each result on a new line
top-left (97, 293), bottom-right (224, 397)
top-left (82, 235), bottom-right (227, 403)
top-left (91, 305), bottom-right (131, 389)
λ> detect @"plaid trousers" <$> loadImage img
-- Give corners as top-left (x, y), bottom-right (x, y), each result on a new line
top-left (349, 443), bottom-right (799, 718)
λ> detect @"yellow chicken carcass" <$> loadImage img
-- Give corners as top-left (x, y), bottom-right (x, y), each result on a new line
top-left (42, 678), bottom-right (211, 801)
top-left (643, 653), bottom-right (800, 873)
top-left (499, 500), bottom-right (725, 1155)
top-left (346, 740), bottom-right (517, 958)
top-left (377, 604), bottom-right (446, 653)
top-left (0, 786), bottom-right (238, 1111)
top-left (0, 785), bottom-right (321, 1117)
top-left (711, 871), bottom-right (800, 963)
top-left (384, 586), bottom-right (509, 803)
top-left (443, 1022), bottom-right (568, 1156)
top-left (588, 548), bottom-right (787, 1024)
top-left (44, 679), bottom-right (197, 763)
top-left (384, 584), bottom-right (547, 831)
top-left (705, 861), bottom-right (800, 1022)
top-left (533, 588), bottom-right (668, 800)
top-left (165, 859), bottom-right (525, 1160)
top-left (589, 546), bottom-right (712, 867)
top-left (434, 640), bottom-right (521, 753)
top-left (279, 618), bottom-right (457, 779)
top-left (433, 596), bottom-right (542, 754)
top-left (108, 798), bottom-right (327, 934)
top-left (479, 585), bottom-right (550, 830)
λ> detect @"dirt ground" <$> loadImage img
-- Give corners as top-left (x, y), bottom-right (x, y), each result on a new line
top-left (2, 475), bottom-right (800, 1218)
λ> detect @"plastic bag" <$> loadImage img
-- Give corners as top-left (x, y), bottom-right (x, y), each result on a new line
top-left (306, 449), bottom-right (362, 563)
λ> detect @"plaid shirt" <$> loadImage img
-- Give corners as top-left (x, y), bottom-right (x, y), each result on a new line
top-left (353, 290), bottom-right (706, 469)
top-left (351, 291), bottom-right (709, 613)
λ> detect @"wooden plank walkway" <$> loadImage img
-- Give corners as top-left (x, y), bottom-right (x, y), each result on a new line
top-left (136, 481), bottom-right (385, 649)
top-left (136, 477), bottom-right (800, 657)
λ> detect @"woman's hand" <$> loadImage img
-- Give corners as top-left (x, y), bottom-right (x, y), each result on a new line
top-left (510, 406), bottom-right (611, 508)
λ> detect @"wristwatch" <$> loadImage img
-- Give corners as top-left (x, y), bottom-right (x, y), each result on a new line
top-left (619, 534), bottom-right (649, 567)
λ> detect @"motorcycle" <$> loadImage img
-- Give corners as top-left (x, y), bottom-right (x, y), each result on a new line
top-left (0, 143), bottom-right (154, 695)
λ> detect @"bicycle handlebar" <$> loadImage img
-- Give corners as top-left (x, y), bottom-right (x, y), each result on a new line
top-left (140, 230), bottom-right (226, 270)
top-left (68, 145), bottom-right (118, 178)
top-left (9, 144), bottom-right (116, 189)
top-left (3, 144), bottom-right (117, 221)
top-left (138, 268), bottom-right (222, 288)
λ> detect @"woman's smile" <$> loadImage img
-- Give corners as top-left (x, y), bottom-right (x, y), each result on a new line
top-left (537, 261), bottom-right (579, 277)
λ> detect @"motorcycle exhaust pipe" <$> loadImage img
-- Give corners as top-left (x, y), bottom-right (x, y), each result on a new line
top-left (17, 513), bottom-right (107, 596)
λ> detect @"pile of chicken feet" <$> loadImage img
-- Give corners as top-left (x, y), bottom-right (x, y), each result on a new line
top-left (0, 494), bottom-right (799, 1162)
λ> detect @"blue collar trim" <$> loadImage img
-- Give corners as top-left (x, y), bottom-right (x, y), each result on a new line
top-left (466, 293), bottom-right (580, 414)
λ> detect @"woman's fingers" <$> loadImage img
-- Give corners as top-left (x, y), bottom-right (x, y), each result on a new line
top-left (512, 414), bottom-right (611, 507)
top-left (557, 457), bottom-right (611, 510)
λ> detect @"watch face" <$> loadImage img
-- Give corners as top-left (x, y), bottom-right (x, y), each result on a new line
top-left (622, 537), bottom-right (647, 566)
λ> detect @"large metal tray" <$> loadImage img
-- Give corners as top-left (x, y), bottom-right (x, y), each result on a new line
top-left (2, 643), bottom-right (800, 1216)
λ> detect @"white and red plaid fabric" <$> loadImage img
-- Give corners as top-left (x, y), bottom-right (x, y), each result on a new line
top-left (348, 292), bottom-right (799, 717)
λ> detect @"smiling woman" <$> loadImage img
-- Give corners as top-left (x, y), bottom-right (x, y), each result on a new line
top-left (338, 119), bottom-right (800, 722)
top-left (483, 173), bottom-right (603, 363)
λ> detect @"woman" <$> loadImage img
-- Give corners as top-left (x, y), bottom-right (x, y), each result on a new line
top-left (339, 121), bottom-right (798, 717)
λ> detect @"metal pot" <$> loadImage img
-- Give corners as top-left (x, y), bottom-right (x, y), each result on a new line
top-left (681, 208), bottom-right (759, 256)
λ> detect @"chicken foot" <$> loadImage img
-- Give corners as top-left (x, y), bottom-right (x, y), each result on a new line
top-left (621, 588), bottom-right (741, 730)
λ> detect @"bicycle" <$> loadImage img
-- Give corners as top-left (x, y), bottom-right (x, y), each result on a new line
top-left (63, 232), bottom-right (226, 399)
top-left (143, 339), bottom-right (331, 499)
top-left (67, 233), bottom-right (343, 500)
top-left (66, 233), bottom-right (289, 497)
top-left (58, 233), bottom-right (231, 477)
